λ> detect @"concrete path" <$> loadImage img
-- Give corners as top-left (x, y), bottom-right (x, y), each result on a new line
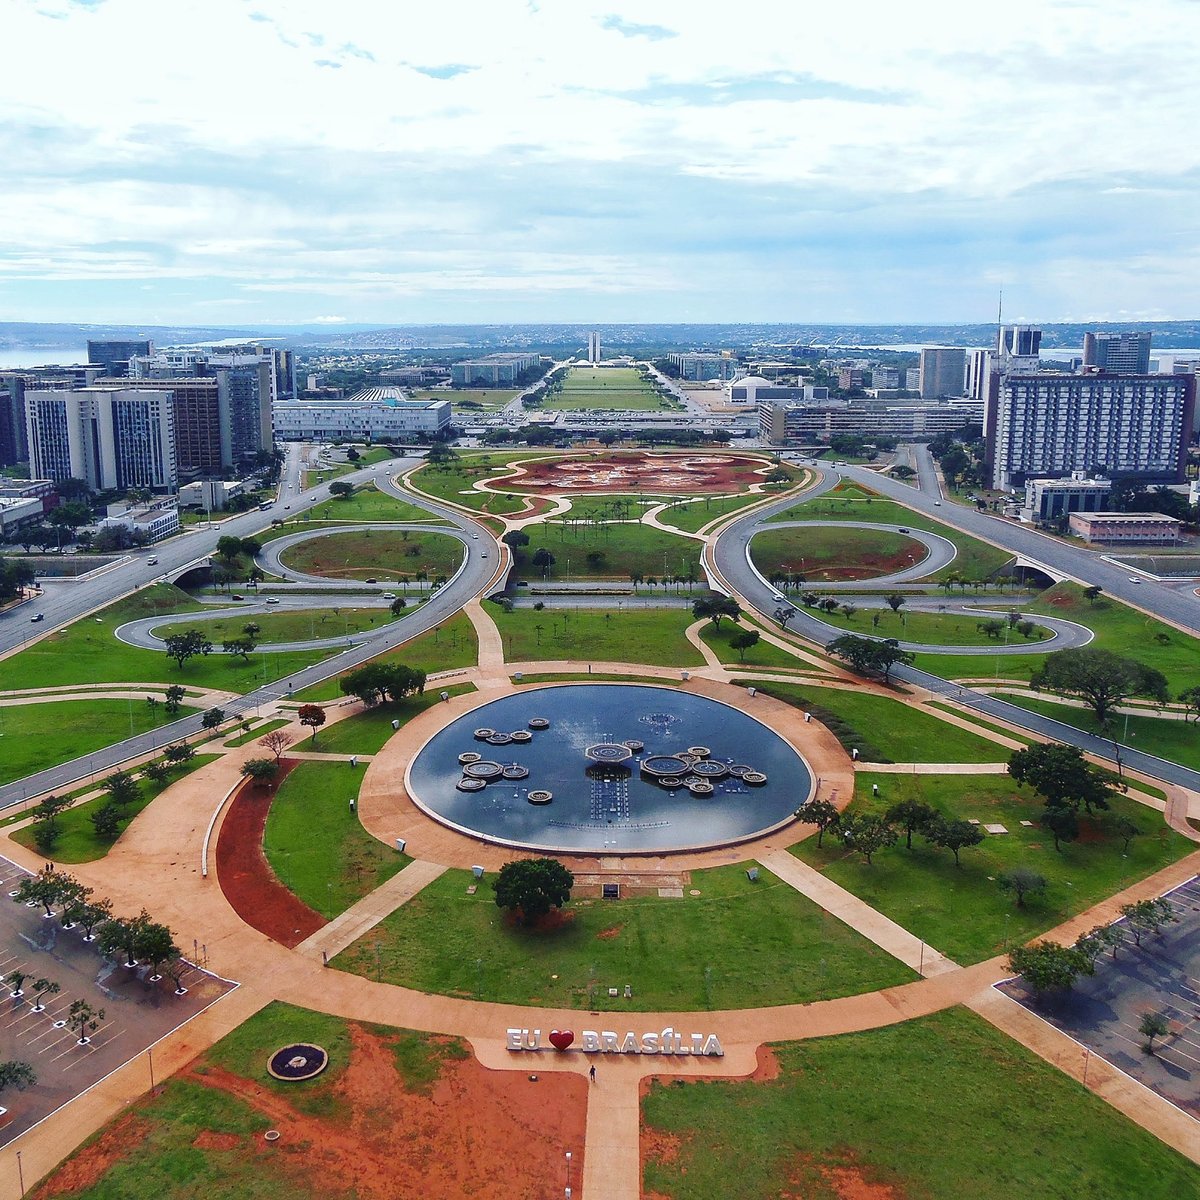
top-left (293, 859), bottom-right (448, 963)
top-left (582, 1072), bottom-right (642, 1199)
top-left (862, 761), bottom-right (1011, 774)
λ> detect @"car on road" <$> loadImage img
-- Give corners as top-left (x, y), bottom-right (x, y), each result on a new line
top-left (1129, 576), bottom-right (1142, 584)
top-left (147, 555), bottom-right (158, 565)
top-left (365, 578), bottom-right (378, 584)
top-left (266, 597), bottom-right (281, 605)
top-left (382, 592), bottom-right (397, 599)
top-left (231, 593), bottom-right (244, 600)
top-left (771, 593), bottom-right (784, 602)
top-left (29, 613), bottom-right (43, 622)
top-left (481, 551), bottom-right (489, 558)
top-left (933, 500), bottom-right (942, 506)
top-left (898, 527), bottom-right (909, 533)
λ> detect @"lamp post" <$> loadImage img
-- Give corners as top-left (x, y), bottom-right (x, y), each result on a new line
top-left (565, 1150), bottom-right (573, 1197)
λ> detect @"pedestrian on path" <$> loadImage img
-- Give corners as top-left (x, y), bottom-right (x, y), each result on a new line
top-left (588, 1064), bottom-right (596, 1082)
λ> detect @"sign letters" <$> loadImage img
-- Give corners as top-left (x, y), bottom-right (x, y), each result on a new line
top-left (506, 1026), bottom-right (724, 1057)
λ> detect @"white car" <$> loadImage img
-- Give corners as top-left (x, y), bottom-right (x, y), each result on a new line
top-left (1129, 576), bottom-right (1142, 584)
top-left (266, 597), bottom-right (281, 605)
top-left (382, 592), bottom-right (397, 600)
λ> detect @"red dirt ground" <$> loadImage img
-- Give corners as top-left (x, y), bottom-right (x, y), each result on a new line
top-left (503, 451), bottom-right (768, 495)
top-left (38, 1024), bottom-right (588, 1200)
top-left (33, 1112), bottom-right (153, 1197)
top-left (215, 761), bottom-right (325, 949)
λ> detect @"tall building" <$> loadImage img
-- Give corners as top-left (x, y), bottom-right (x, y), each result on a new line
top-left (918, 348), bottom-right (966, 399)
top-left (274, 348), bottom-right (297, 400)
top-left (587, 331), bottom-right (601, 364)
top-left (94, 377), bottom-right (224, 477)
top-left (214, 361), bottom-right (273, 468)
top-left (669, 353), bottom-right (733, 382)
top-left (87, 339), bottom-right (153, 378)
top-left (966, 350), bottom-right (992, 402)
top-left (1083, 331), bottom-right (1152, 374)
top-left (985, 373), bottom-right (1194, 489)
top-left (0, 386), bottom-right (23, 466)
top-left (25, 388), bottom-right (176, 491)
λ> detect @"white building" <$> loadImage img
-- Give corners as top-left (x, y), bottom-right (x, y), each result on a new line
top-left (178, 479), bottom-right (245, 511)
top-left (97, 501), bottom-right (181, 543)
top-left (587, 331), bottom-right (601, 364)
top-left (273, 388), bottom-right (451, 442)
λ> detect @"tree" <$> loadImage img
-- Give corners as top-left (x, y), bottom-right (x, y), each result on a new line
top-left (1103, 812), bottom-right (1141, 854)
top-left (729, 630), bottom-right (760, 661)
top-left (30, 795), bottom-right (68, 854)
top-left (885, 800), bottom-right (938, 850)
top-left (258, 729), bottom-right (293, 761)
top-left (163, 684), bottom-right (186, 714)
top-left (826, 635), bottom-right (913, 683)
top-left (4, 970), bottom-right (28, 998)
top-left (215, 535), bottom-right (243, 561)
top-left (29, 978), bottom-right (60, 1012)
top-left (835, 813), bottom-right (897, 865)
top-left (1042, 805), bottom-right (1079, 852)
top-left (243, 622), bottom-right (261, 640)
top-left (1030, 648), bottom-right (1169, 725)
top-left (56, 879), bottom-right (91, 929)
top-left (164, 741), bottom-right (195, 764)
top-left (1120, 898), bottom-right (1177, 945)
top-left (329, 481), bottom-right (354, 498)
top-left (91, 804), bottom-right (121, 842)
top-left (339, 663), bottom-right (426, 707)
top-left (924, 817), bottom-right (984, 866)
top-left (389, 595), bottom-right (408, 617)
top-left (492, 858), bottom-right (574, 926)
top-left (75, 897), bottom-right (113, 941)
top-left (0, 1061), bottom-right (36, 1096)
top-left (1083, 585), bottom-right (1103, 604)
top-left (998, 867), bottom-right (1047, 908)
top-left (1007, 743), bottom-right (1112, 814)
top-left (885, 593), bottom-right (905, 613)
top-left (892, 465), bottom-right (916, 479)
top-left (1138, 1010), bottom-right (1170, 1054)
top-left (201, 707), bottom-right (226, 730)
top-left (531, 548), bottom-right (556, 575)
top-left (1008, 940), bottom-right (1089, 996)
top-left (15, 869), bottom-right (67, 918)
top-left (1075, 922), bottom-right (1124, 966)
top-left (223, 637), bottom-right (254, 661)
top-left (102, 770), bottom-right (138, 809)
top-left (134, 921), bottom-right (180, 980)
top-left (795, 798), bottom-right (840, 848)
top-left (241, 757), bottom-right (279, 786)
top-left (298, 704), bottom-right (326, 744)
top-left (692, 594), bottom-right (742, 630)
top-left (164, 629), bottom-right (213, 670)
top-left (67, 999), bottom-right (104, 1045)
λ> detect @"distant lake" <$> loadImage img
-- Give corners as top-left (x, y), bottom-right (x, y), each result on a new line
top-left (0, 347), bottom-right (89, 369)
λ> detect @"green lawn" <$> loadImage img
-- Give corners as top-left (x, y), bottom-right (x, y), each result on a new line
top-left (642, 1007), bottom-right (1200, 1200)
top-left (656, 493), bottom-right (771, 533)
top-left (304, 485), bottom-right (447, 524)
top-left (491, 605), bottom-right (704, 667)
top-left (0, 697), bottom-right (198, 786)
top-left (767, 494), bottom-right (1013, 581)
top-left (743, 680), bottom-right (1006, 763)
top-left (12, 754), bottom-right (220, 863)
top-left (699, 623), bottom-right (806, 669)
top-left (333, 862), bottom-right (915, 1009)
top-left (751, 525), bottom-right (929, 583)
top-left (223, 717), bottom-right (289, 747)
top-left (263, 761), bottom-right (409, 919)
top-left (290, 612), bottom-right (479, 701)
top-left (314, 683), bottom-right (476, 755)
top-left (279, 528), bottom-right (463, 582)
top-left (810, 605), bottom-right (1051, 647)
top-left (0, 585), bottom-right (329, 691)
top-left (157, 606), bottom-right (400, 646)
top-left (407, 460), bottom-right (534, 515)
top-left (547, 366), bottom-right (676, 411)
top-left (515, 521), bottom-right (703, 582)
top-left (1004, 695), bottom-right (1200, 770)
top-left (792, 772), bottom-right (1193, 962)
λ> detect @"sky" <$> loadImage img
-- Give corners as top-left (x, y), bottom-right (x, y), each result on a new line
top-left (2, 0), bottom-right (1199, 326)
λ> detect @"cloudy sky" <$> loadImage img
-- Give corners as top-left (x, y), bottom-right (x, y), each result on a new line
top-left (2, 0), bottom-right (1198, 326)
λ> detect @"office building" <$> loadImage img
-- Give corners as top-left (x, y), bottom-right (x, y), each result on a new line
top-left (214, 361), bottom-right (273, 468)
top-left (0, 386), bottom-right (23, 466)
top-left (587, 331), bottom-right (601, 364)
top-left (179, 479), bottom-right (245, 511)
top-left (450, 354), bottom-right (542, 387)
top-left (1069, 512), bottom-right (1182, 545)
top-left (1083, 331), bottom-right (1152, 374)
top-left (998, 326), bottom-right (1042, 359)
top-left (966, 351), bottom-right (992, 402)
top-left (919, 348), bottom-right (966, 399)
top-left (1021, 475), bottom-right (1111, 523)
top-left (870, 365), bottom-right (902, 389)
top-left (730, 376), bottom-right (806, 404)
top-left (759, 398), bottom-right (980, 445)
top-left (273, 388), bottom-right (451, 442)
top-left (905, 368), bottom-right (921, 391)
top-left (985, 373), bottom-right (1194, 489)
top-left (838, 367), bottom-right (866, 390)
top-left (670, 353), bottom-right (734, 382)
top-left (87, 339), bottom-right (153, 378)
top-left (25, 388), bottom-right (177, 492)
top-left (274, 348), bottom-right (297, 400)
top-left (97, 501), bottom-right (180, 543)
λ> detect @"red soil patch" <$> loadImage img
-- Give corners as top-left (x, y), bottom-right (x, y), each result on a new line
top-left (36, 1112), bottom-right (153, 1197)
top-left (506, 451), bottom-right (767, 495)
top-left (643, 1127), bottom-right (684, 1166)
top-left (215, 761), bottom-right (325, 949)
top-left (192, 1130), bottom-right (241, 1150)
top-left (752, 1043), bottom-right (781, 1082)
top-left (596, 923), bottom-right (623, 939)
top-left (176, 1025), bottom-right (587, 1200)
top-left (783, 1153), bottom-right (906, 1199)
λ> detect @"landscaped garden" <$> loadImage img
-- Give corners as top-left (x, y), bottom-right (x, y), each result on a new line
top-left (803, 605), bottom-right (1053, 647)
top-left (314, 682), bottom-right (476, 756)
top-left (333, 862), bottom-right (916, 1009)
top-left (751, 524), bottom-right (930, 582)
top-left (512, 520), bottom-right (703, 583)
top-left (304, 485), bottom-right (448, 525)
top-left (156, 606), bottom-right (401, 646)
top-left (279, 528), bottom-right (464, 582)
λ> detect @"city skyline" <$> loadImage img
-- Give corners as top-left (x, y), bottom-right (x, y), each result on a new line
top-left (3, 0), bottom-right (1198, 326)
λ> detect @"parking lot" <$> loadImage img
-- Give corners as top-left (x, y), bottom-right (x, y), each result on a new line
top-left (0, 855), bottom-right (237, 1145)
top-left (1000, 876), bottom-right (1200, 1118)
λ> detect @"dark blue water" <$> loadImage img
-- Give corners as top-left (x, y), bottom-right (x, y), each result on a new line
top-left (408, 684), bottom-right (811, 852)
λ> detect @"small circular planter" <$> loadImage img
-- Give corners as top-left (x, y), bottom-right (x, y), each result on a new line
top-left (743, 771), bottom-right (768, 786)
top-left (501, 764), bottom-right (530, 780)
top-left (456, 777), bottom-right (487, 793)
top-left (267, 1043), bottom-right (329, 1082)
top-left (458, 751), bottom-right (482, 765)
top-left (527, 790), bottom-right (553, 805)
top-left (510, 730), bottom-right (533, 743)
top-left (527, 717), bottom-right (550, 730)
top-left (473, 727), bottom-right (496, 741)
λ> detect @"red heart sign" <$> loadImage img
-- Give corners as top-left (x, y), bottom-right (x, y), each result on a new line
top-left (548, 1029), bottom-right (574, 1051)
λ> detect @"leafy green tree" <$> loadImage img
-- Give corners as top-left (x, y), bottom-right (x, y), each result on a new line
top-left (1120, 898), bottom-right (1177, 945)
top-left (201, 707), bottom-right (226, 730)
top-left (67, 999), bottom-right (104, 1044)
top-left (163, 741), bottom-right (195, 764)
top-left (531, 548), bottom-right (556, 575)
top-left (884, 593), bottom-right (905, 613)
top-left (1074, 924), bottom-right (1123, 968)
top-left (102, 770), bottom-right (138, 809)
top-left (728, 630), bottom-right (760, 661)
top-left (692, 594), bottom-right (742, 629)
top-left (14, 870), bottom-right (66, 917)
top-left (835, 813), bottom-right (897, 865)
top-left (339, 663), bottom-right (426, 706)
top-left (1103, 812), bottom-right (1141, 854)
top-left (91, 804), bottom-right (121, 843)
top-left (215, 535), bottom-right (243, 562)
top-left (795, 798), bottom-right (840, 848)
top-left (1083, 585), bottom-right (1103, 604)
top-left (30, 795), bottom-right (68, 854)
top-left (1031, 648), bottom-right (1169, 724)
top-left (493, 858), bottom-right (574, 926)
top-left (1008, 743), bottom-right (1112, 813)
top-left (329, 481), bottom-right (354, 498)
top-left (29, 978), bottom-right (60, 1012)
top-left (389, 596), bottom-right (408, 617)
top-left (1042, 805), bottom-right (1079, 852)
top-left (75, 898), bottom-right (113, 941)
top-left (998, 867), bottom-right (1047, 908)
top-left (924, 817), bottom-right (984, 866)
top-left (240, 757), bottom-right (279, 786)
top-left (142, 760), bottom-right (169, 785)
top-left (1178, 685), bottom-right (1200, 724)
top-left (4, 970), bottom-right (28, 998)
top-left (223, 637), bottom-right (254, 661)
top-left (134, 921), bottom-right (180, 979)
top-left (163, 629), bottom-right (213, 670)
top-left (885, 799), bottom-right (938, 850)
top-left (1008, 941), bottom-right (1089, 996)
top-left (163, 684), bottom-right (186, 714)
top-left (1138, 1010), bottom-right (1169, 1054)
top-left (826, 635), bottom-right (913, 683)
top-left (97, 910), bottom-right (151, 967)
top-left (0, 1061), bottom-right (36, 1095)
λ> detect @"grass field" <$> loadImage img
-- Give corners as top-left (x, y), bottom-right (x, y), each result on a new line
top-left (516, 521), bottom-right (703, 582)
top-left (304, 485), bottom-right (447, 525)
top-left (406, 457), bottom-right (537, 515)
top-left (157, 606), bottom-right (399, 646)
top-left (807, 605), bottom-right (1052, 647)
top-left (263, 761), bottom-right (409, 918)
top-left (11, 753), bottom-right (219, 863)
top-left (314, 683), bottom-right (476, 755)
top-left (431, 387), bottom-right (517, 411)
top-left (546, 366), bottom-right (676, 411)
top-left (289, 612), bottom-right (479, 701)
top-left (279, 528), bottom-right (463, 582)
top-left (333, 862), bottom-right (915, 1009)
top-left (490, 605), bottom-right (704, 666)
top-left (642, 1006), bottom-right (1200, 1199)
top-left (792, 772), bottom-right (1193, 962)
top-left (0, 697), bottom-right (198, 786)
top-left (752, 525), bottom-right (931, 582)
top-left (768, 494), bottom-right (1013, 581)
top-left (0, 585), bottom-right (328, 691)
top-left (656, 492), bottom-right (773, 532)
top-left (223, 717), bottom-right (289, 747)
top-left (743, 680), bottom-right (1005, 763)
top-left (698, 623), bottom-right (806, 669)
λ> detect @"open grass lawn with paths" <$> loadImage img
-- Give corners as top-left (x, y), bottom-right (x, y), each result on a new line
top-left (743, 680), bottom-right (1005, 763)
top-left (751, 524), bottom-right (930, 583)
top-left (407, 457), bottom-right (539, 515)
top-left (263, 761), bottom-right (409, 919)
top-left (768, 493), bottom-right (1013, 581)
top-left (279, 528), bottom-right (463, 582)
top-left (157, 606), bottom-right (402, 646)
top-left (516, 521), bottom-right (703, 582)
top-left (792, 772), bottom-right (1193, 963)
top-left (290, 612), bottom-right (479, 701)
top-left (548, 365), bottom-right (676, 411)
top-left (304, 485), bottom-right (448, 525)
top-left (812, 605), bottom-right (1052, 647)
top-left (11, 753), bottom-right (220, 863)
top-left (333, 862), bottom-right (916, 1009)
top-left (0, 697), bottom-right (199, 786)
top-left (642, 1006), bottom-right (1200, 1200)
top-left (699, 623), bottom-right (806, 669)
top-left (491, 604), bottom-right (705, 667)
top-left (0, 584), bottom-right (328, 691)
top-left (656, 491), bottom-right (776, 533)
top-left (313, 682), bottom-right (476, 756)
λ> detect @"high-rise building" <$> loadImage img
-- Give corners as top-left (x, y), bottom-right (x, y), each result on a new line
top-left (25, 388), bottom-right (176, 491)
top-left (1082, 331), bottom-right (1152, 374)
top-left (966, 351), bottom-right (992, 402)
top-left (918, 348), bottom-right (966, 399)
top-left (87, 339), bottom-right (153, 378)
top-left (274, 348), bottom-right (297, 400)
top-left (214, 361), bottom-right (274, 468)
top-left (985, 373), bottom-right (1194, 489)
top-left (94, 376), bottom-right (223, 477)
top-left (587, 331), bottom-right (601, 364)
